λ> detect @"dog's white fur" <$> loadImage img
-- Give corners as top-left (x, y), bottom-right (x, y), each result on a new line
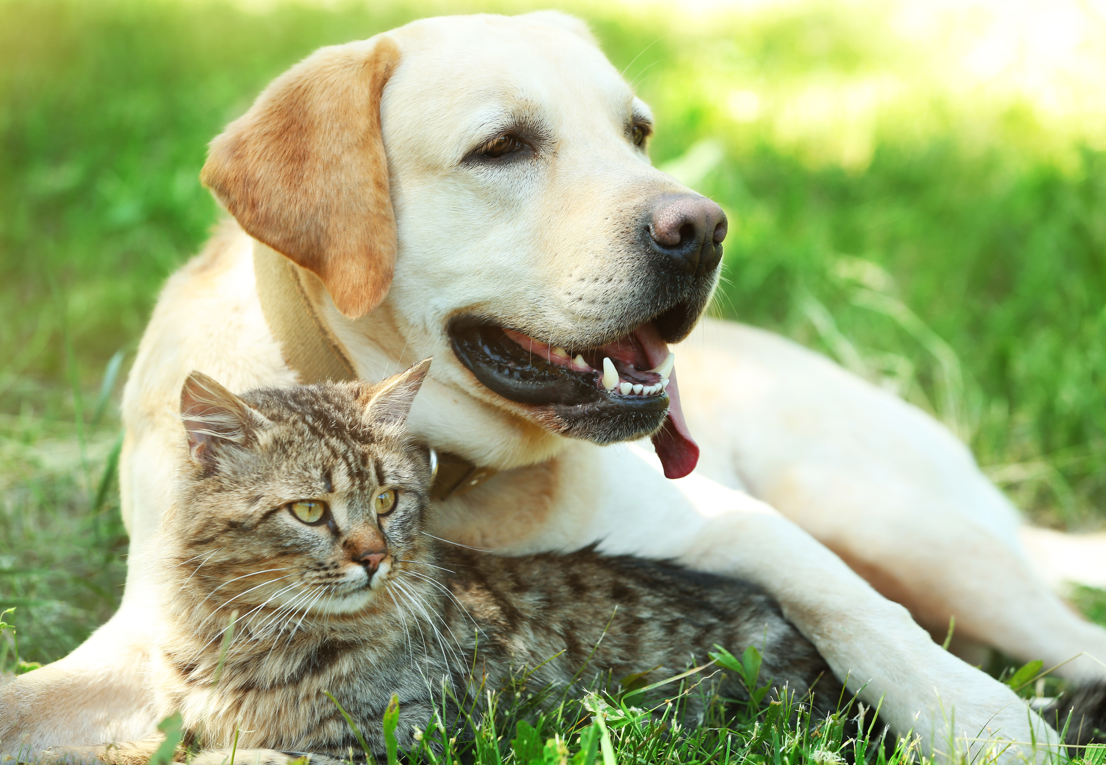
top-left (2, 12), bottom-right (1104, 764)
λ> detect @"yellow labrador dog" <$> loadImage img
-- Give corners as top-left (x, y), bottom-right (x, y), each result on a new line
top-left (3, 11), bottom-right (1105, 763)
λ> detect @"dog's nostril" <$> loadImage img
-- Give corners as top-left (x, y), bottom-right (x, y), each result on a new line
top-left (713, 216), bottom-right (728, 245)
top-left (676, 223), bottom-right (697, 248)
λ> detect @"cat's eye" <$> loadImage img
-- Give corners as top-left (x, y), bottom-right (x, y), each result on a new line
top-left (375, 489), bottom-right (397, 516)
top-left (288, 500), bottom-right (328, 525)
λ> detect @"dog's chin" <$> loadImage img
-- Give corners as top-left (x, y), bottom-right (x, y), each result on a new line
top-left (537, 397), bottom-right (668, 444)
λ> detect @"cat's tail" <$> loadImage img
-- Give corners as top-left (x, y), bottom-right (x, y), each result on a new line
top-left (1044, 681), bottom-right (1106, 751)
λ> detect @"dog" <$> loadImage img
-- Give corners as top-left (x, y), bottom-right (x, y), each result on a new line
top-left (3, 11), bottom-right (1104, 763)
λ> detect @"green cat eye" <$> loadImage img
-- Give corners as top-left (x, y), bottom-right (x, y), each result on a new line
top-left (375, 489), bottom-right (396, 516)
top-left (288, 500), bottom-right (327, 525)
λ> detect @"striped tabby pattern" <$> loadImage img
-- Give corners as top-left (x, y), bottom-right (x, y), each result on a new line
top-left (66, 361), bottom-right (848, 765)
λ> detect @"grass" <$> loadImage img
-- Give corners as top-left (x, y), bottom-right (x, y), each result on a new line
top-left (1, 0), bottom-right (1105, 759)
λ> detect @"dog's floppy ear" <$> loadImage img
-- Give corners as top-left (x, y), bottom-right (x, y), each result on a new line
top-left (201, 36), bottom-right (401, 319)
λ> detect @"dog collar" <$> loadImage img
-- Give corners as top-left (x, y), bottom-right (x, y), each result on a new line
top-left (252, 241), bottom-right (496, 501)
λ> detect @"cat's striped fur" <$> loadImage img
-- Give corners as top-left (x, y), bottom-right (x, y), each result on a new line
top-left (47, 361), bottom-right (853, 765)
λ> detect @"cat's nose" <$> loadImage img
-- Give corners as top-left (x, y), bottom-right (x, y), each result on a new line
top-left (357, 550), bottom-right (387, 572)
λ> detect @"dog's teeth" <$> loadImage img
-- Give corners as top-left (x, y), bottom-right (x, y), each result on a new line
top-left (619, 382), bottom-right (633, 395)
top-left (551, 347), bottom-right (568, 359)
top-left (602, 358), bottom-right (618, 390)
top-left (661, 377), bottom-right (670, 389)
top-left (650, 352), bottom-right (675, 379)
top-left (632, 384), bottom-right (643, 395)
top-left (574, 354), bottom-right (587, 368)
top-left (644, 384), bottom-right (657, 395)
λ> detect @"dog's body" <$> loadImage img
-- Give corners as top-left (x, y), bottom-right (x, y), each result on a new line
top-left (3, 12), bottom-right (1105, 764)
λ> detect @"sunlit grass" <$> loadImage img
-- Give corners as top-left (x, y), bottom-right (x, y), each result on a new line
top-left (1, 0), bottom-right (1105, 754)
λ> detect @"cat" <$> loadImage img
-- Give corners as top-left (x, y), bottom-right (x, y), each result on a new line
top-left (46, 360), bottom-right (861, 765)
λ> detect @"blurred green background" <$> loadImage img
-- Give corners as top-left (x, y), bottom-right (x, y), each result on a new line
top-left (1, 0), bottom-right (1104, 663)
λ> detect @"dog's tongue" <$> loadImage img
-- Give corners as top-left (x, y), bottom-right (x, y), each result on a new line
top-left (634, 325), bottom-right (699, 479)
top-left (651, 368), bottom-right (699, 479)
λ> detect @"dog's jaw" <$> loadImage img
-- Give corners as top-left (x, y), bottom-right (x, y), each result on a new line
top-left (448, 316), bottom-right (701, 477)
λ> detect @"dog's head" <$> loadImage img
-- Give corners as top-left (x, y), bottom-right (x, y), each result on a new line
top-left (202, 12), bottom-right (726, 479)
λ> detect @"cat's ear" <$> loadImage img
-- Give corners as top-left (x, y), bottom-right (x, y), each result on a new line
top-left (359, 358), bottom-right (431, 430)
top-left (180, 372), bottom-right (268, 467)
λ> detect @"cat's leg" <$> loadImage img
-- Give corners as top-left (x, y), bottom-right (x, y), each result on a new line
top-left (677, 319), bottom-right (1106, 683)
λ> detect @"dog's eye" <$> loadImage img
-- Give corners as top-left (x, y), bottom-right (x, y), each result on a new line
top-left (632, 123), bottom-right (649, 148)
top-left (481, 133), bottom-right (525, 159)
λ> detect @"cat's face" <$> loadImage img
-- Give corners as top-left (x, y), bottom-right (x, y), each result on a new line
top-left (165, 361), bottom-right (438, 618)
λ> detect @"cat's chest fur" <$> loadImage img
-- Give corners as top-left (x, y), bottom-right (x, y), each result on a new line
top-left (153, 602), bottom-right (445, 754)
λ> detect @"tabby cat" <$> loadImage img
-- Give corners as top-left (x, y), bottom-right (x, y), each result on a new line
top-left (53, 360), bottom-right (855, 765)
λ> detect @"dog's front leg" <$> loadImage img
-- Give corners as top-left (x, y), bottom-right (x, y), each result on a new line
top-left (585, 447), bottom-right (1062, 764)
top-left (0, 593), bottom-right (159, 759)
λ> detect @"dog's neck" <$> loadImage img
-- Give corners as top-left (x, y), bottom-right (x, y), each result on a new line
top-left (252, 241), bottom-right (505, 501)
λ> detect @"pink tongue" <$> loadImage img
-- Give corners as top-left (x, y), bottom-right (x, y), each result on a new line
top-left (650, 368), bottom-right (699, 479)
top-left (634, 325), bottom-right (699, 479)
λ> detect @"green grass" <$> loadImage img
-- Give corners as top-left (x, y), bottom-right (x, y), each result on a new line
top-left (1, 0), bottom-right (1106, 759)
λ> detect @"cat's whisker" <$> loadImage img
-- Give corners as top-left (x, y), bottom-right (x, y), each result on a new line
top-left (237, 581), bottom-right (306, 637)
top-left (197, 574), bottom-right (299, 634)
top-left (400, 578), bottom-right (473, 676)
top-left (260, 586), bottom-right (319, 652)
top-left (419, 532), bottom-right (489, 552)
top-left (246, 585), bottom-right (309, 639)
top-left (200, 567), bottom-right (293, 604)
top-left (179, 550), bottom-right (220, 588)
top-left (393, 578), bottom-right (464, 677)
top-left (192, 576), bottom-right (299, 656)
top-left (401, 570), bottom-right (483, 636)
top-left (389, 585), bottom-right (438, 697)
top-left (391, 581), bottom-right (454, 687)
top-left (386, 587), bottom-right (417, 661)
top-left (282, 586), bottom-right (329, 649)
top-left (260, 595), bottom-right (314, 666)
top-left (176, 549), bottom-right (218, 568)
top-left (390, 581), bottom-right (432, 656)
top-left (394, 558), bottom-right (456, 575)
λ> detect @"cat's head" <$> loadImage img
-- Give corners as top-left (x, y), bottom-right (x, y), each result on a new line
top-left (164, 359), bottom-right (437, 619)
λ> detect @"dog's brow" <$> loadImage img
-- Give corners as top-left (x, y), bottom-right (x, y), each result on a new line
top-left (631, 98), bottom-right (654, 126)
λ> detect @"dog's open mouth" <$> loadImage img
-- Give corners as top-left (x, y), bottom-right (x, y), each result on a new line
top-left (450, 317), bottom-right (699, 478)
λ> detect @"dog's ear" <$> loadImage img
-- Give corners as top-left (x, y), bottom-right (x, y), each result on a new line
top-left (201, 36), bottom-right (401, 319)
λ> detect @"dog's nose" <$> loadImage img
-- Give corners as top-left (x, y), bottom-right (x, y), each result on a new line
top-left (357, 550), bottom-right (387, 572)
top-left (647, 194), bottom-right (727, 277)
